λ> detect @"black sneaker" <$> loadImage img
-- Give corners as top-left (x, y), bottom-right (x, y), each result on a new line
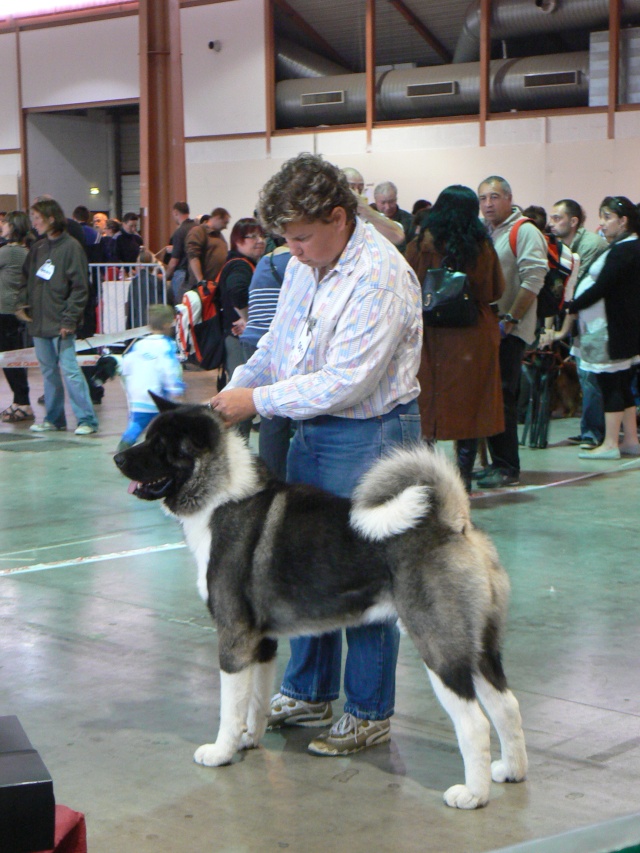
top-left (567, 435), bottom-right (583, 445)
top-left (579, 438), bottom-right (598, 449)
top-left (471, 465), bottom-right (495, 481)
top-left (476, 469), bottom-right (520, 489)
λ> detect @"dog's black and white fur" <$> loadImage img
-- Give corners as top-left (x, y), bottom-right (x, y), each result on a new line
top-left (114, 396), bottom-right (528, 809)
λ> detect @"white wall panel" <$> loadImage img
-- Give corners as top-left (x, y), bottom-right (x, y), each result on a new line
top-left (186, 139), bottom-right (279, 222)
top-left (613, 109), bottom-right (640, 139)
top-left (0, 34), bottom-right (20, 150)
top-left (373, 122), bottom-right (478, 151)
top-left (269, 134), bottom-right (317, 160)
top-left (0, 154), bottom-right (21, 195)
top-left (546, 112), bottom-right (608, 144)
top-left (315, 130), bottom-right (369, 156)
top-left (185, 136), bottom-right (266, 164)
top-left (181, 0), bottom-right (265, 137)
top-left (485, 117), bottom-right (545, 146)
top-left (20, 17), bottom-right (139, 108)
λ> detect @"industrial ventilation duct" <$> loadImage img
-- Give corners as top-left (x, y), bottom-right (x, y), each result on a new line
top-left (276, 52), bottom-right (588, 127)
top-left (275, 0), bottom-right (640, 128)
top-left (454, 0), bottom-right (640, 63)
top-left (275, 38), bottom-right (348, 79)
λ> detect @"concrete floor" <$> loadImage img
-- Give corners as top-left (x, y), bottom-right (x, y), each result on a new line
top-left (1, 366), bottom-right (639, 853)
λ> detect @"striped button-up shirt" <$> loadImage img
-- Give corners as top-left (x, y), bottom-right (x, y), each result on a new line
top-left (227, 217), bottom-right (422, 420)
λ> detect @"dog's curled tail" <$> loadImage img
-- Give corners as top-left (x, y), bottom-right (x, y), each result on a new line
top-left (349, 444), bottom-right (470, 542)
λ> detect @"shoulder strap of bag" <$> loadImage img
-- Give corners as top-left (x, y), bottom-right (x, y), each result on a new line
top-left (214, 256), bottom-right (255, 286)
top-left (268, 252), bottom-right (284, 285)
top-left (508, 218), bottom-right (538, 257)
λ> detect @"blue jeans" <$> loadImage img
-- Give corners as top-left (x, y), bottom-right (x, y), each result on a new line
top-left (280, 400), bottom-right (421, 721)
top-left (242, 341), bottom-right (291, 479)
top-left (171, 269), bottom-right (187, 304)
top-left (259, 414), bottom-right (292, 481)
top-left (578, 360), bottom-right (605, 443)
top-left (34, 336), bottom-right (98, 430)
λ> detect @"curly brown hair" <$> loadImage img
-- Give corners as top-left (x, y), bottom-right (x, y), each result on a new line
top-left (258, 153), bottom-right (357, 234)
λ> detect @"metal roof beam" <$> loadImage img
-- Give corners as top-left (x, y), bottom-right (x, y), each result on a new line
top-left (387, 0), bottom-right (451, 63)
top-left (273, 0), bottom-right (353, 69)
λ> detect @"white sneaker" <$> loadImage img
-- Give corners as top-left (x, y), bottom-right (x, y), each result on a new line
top-left (307, 713), bottom-right (391, 756)
top-left (74, 424), bottom-right (97, 435)
top-left (30, 421), bottom-right (65, 432)
top-left (267, 693), bottom-right (333, 728)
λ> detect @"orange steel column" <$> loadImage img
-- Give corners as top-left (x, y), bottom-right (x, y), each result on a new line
top-left (139, 0), bottom-right (187, 254)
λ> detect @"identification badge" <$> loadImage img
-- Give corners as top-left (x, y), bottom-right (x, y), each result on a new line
top-left (291, 316), bottom-right (317, 367)
top-left (36, 259), bottom-right (55, 280)
top-left (292, 336), bottom-right (310, 366)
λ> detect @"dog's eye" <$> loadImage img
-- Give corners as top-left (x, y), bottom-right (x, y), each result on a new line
top-left (176, 442), bottom-right (197, 462)
top-left (149, 435), bottom-right (168, 455)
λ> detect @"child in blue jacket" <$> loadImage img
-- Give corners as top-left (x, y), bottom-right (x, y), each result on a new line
top-left (117, 304), bottom-right (185, 451)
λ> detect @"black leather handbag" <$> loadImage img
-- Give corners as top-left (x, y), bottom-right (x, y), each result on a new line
top-left (421, 264), bottom-right (478, 328)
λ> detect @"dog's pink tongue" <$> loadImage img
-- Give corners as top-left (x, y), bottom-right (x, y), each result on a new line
top-left (128, 481), bottom-right (139, 494)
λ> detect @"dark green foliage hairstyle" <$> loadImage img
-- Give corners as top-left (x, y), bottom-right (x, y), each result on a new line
top-left (422, 184), bottom-right (490, 270)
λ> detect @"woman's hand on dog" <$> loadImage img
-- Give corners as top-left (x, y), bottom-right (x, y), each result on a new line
top-left (210, 388), bottom-right (257, 425)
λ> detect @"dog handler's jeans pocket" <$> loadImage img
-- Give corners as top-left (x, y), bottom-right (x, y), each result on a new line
top-left (395, 411), bottom-right (421, 447)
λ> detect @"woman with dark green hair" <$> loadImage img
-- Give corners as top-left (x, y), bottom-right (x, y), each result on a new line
top-left (406, 184), bottom-right (506, 489)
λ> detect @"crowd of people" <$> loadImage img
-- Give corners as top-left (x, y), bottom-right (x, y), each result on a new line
top-left (0, 156), bottom-right (639, 758)
top-left (1, 167), bottom-right (639, 473)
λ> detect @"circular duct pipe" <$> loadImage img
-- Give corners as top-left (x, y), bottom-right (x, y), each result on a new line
top-left (276, 52), bottom-right (589, 127)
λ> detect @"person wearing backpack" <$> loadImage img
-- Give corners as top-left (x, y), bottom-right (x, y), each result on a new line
top-left (477, 176), bottom-right (548, 488)
top-left (516, 205), bottom-right (577, 325)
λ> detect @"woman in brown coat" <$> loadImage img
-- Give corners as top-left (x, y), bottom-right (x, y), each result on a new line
top-left (406, 185), bottom-right (505, 489)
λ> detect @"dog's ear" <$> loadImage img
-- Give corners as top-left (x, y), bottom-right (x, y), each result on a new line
top-left (187, 414), bottom-right (219, 452)
top-left (149, 391), bottom-right (180, 411)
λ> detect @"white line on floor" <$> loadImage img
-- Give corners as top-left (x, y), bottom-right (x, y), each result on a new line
top-left (0, 542), bottom-right (186, 577)
top-left (0, 532), bottom-right (131, 561)
top-left (2, 461), bottom-right (638, 574)
top-left (471, 457), bottom-right (640, 499)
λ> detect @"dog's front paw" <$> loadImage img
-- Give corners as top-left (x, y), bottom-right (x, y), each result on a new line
top-left (193, 742), bottom-right (234, 766)
top-left (443, 784), bottom-right (488, 810)
top-left (491, 758), bottom-right (527, 784)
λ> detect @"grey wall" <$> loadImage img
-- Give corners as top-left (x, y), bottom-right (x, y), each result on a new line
top-left (26, 111), bottom-right (115, 215)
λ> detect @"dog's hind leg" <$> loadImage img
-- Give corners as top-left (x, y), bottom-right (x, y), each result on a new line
top-left (194, 666), bottom-right (254, 767)
top-left (426, 666), bottom-right (492, 809)
top-left (473, 674), bottom-right (528, 784)
top-left (240, 643), bottom-right (278, 751)
top-left (474, 625), bottom-right (528, 784)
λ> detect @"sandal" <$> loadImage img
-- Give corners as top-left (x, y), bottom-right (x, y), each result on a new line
top-left (1, 405), bottom-right (35, 423)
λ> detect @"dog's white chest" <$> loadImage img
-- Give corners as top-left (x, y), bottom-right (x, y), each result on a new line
top-left (182, 512), bottom-right (213, 602)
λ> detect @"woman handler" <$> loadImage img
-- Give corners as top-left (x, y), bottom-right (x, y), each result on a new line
top-left (210, 153), bottom-right (422, 756)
